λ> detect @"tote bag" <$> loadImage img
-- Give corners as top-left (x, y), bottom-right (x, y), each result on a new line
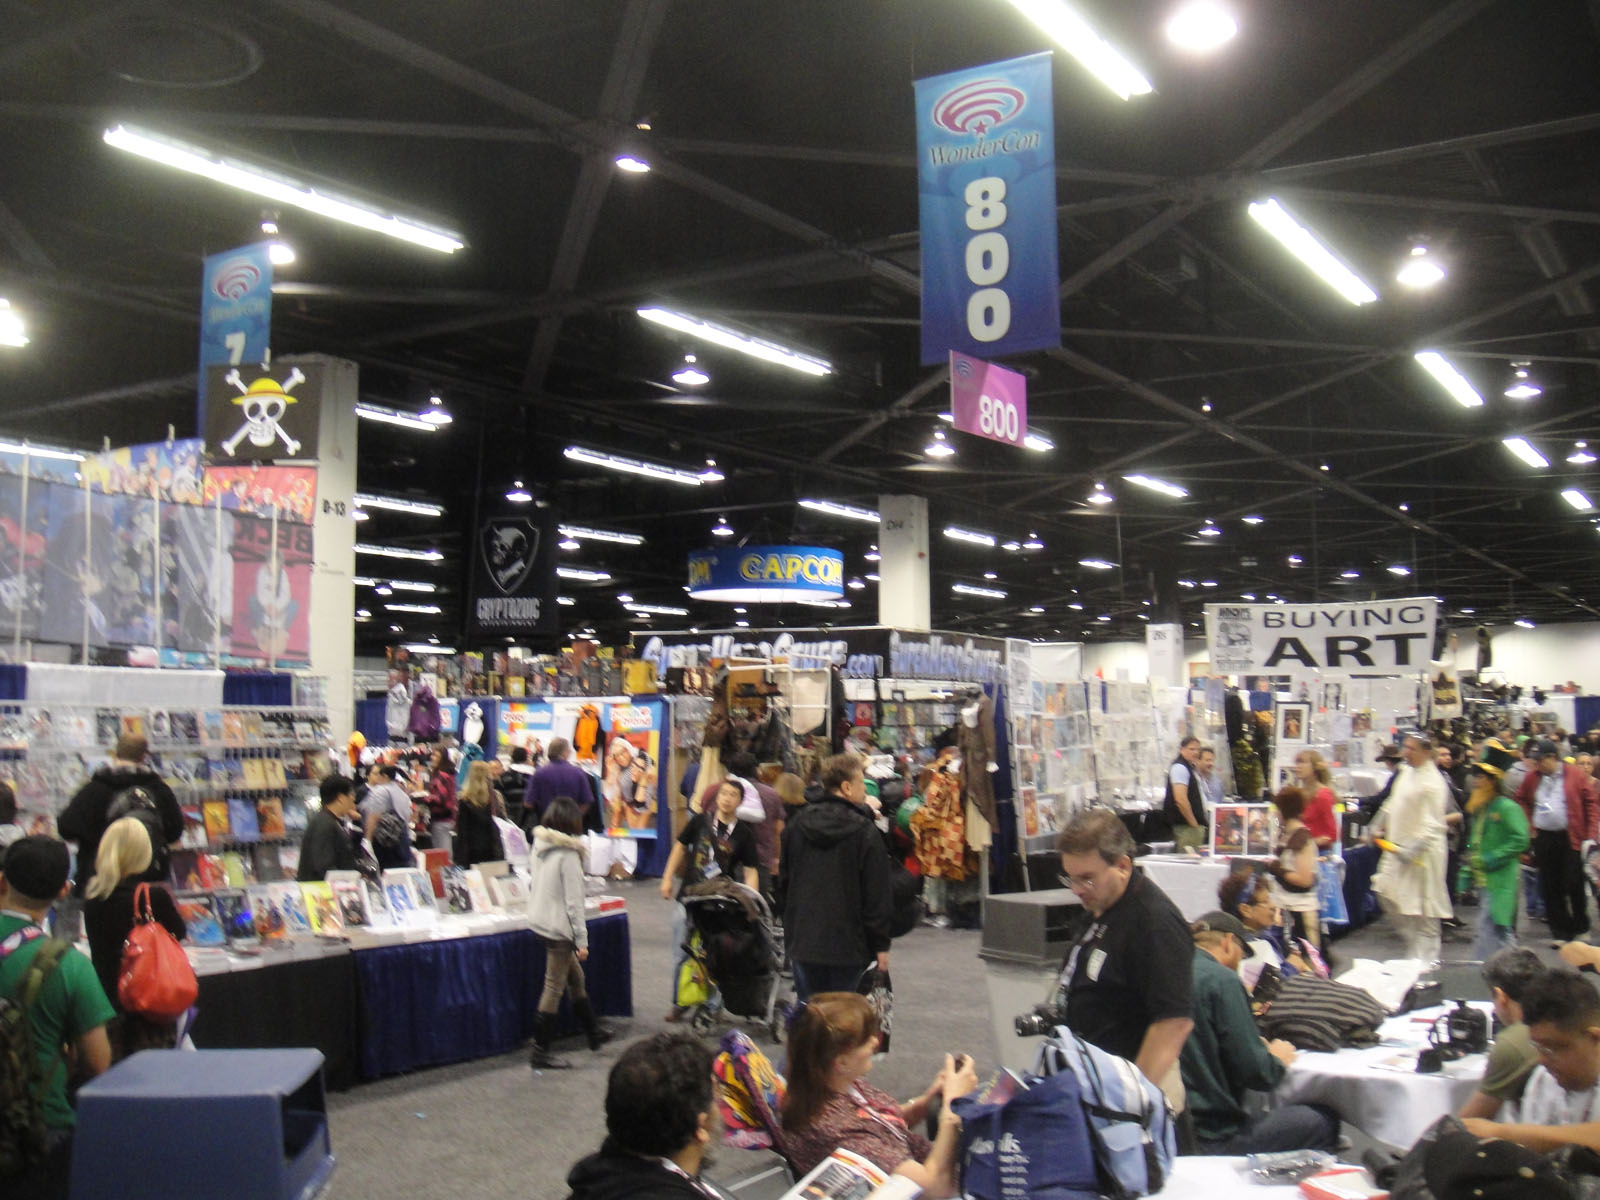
top-left (951, 1069), bottom-right (1101, 1200)
top-left (118, 883), bottom-right (198, 1021)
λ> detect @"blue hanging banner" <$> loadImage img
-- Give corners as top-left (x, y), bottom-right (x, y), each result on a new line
top-left (198, 241), bottom-right (274, 428)
top-left (915, 52), bottom-right (1059, 364)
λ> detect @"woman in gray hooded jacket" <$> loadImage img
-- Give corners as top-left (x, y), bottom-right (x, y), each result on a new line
top-left (526, 795), bottom-right (613, 1068)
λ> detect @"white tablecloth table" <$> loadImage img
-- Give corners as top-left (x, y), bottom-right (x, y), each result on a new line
top-left (1155, 1156), bottom-right (1304, 1198)
top-left (1274, 1003), bottom-right (1488, 1151)
top-left (1138, 854), bottom-right (1234, 919)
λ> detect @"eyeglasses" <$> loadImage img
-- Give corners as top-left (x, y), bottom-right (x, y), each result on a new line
top-left (1059, 871), bottom-right (1105, 893)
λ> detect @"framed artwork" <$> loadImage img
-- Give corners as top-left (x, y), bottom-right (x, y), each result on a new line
top-left (1277, 703), bottom-right (1309, 745)
top-left (1211, 802), bottom-right (1274, 858)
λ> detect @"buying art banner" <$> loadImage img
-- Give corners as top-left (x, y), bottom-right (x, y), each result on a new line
top-left (1206, 598), bottom-right (1438, 676)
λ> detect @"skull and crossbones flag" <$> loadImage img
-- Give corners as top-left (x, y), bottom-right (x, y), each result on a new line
top-left (204, 362), bottom-right (322, 462)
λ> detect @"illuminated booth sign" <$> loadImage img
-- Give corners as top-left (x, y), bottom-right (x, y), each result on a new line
top-left (687, 545), bottom-right (844, 603)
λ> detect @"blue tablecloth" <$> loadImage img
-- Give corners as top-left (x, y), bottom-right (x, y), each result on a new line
top-left (354, 913), bottom-right (631, 1079)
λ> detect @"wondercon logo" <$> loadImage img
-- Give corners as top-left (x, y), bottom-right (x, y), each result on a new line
top-left (931, 78), bottom-right (1026, 137)
top-left (211, 257), bottom-right (262, 301)
top-left (952, 355), bottom-right (975, 381)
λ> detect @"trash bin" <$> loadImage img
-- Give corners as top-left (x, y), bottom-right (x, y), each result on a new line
top-left (979, 887), bottom-right (1083, 1072)
top-left (70, 1048), bottom-right (334, 1200)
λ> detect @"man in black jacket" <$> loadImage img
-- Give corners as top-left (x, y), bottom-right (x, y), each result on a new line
top-left (297, 775), bottom-right (361, 881)
top-left (779, 752), bottom-right (892, 1002)
top-left (57, 733), bottom-right (183, 896)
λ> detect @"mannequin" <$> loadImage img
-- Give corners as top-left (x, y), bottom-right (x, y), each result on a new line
top-left (956, 691), bottom-right (998, 851)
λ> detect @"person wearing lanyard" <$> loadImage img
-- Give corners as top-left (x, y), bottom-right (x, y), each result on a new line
top-left (1515, 738), bottom-right (1600, 947)
top-left (563, 1032), bottom-right (725, 1200)
top-left (1463, 969), bottom-right (1600, 1152)
top-left (1056, 808), bottom-right (1194, 1110)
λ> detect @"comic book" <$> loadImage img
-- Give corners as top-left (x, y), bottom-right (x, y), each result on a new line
top-left (328, 874), bottom-right (369, 928)
top-left (226, 798), bottom-right (261, 842)
top-left (247, 884), bottom-right (287, 941)
top-left (214, 888), bottom-right (258, 948)
top-left (176, 892), bottom-right (226, 948)
top-left (270, 880), bottom-right (312, 935)
top-left (256, 796), bottom-right (286, 838)
top-left (300, 882), bottom-right (343, 935)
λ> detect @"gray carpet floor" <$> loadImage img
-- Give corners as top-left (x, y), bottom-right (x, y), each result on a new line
top-left (323, 879), bottom-right (1576, 1199)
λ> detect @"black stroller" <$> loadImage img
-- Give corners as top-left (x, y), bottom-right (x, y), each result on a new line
top-left (679, 878), bottom-right (787, 1042)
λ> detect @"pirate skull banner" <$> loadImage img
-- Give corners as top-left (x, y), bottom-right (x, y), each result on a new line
top-left (203, 361), bottom-right (322, 462)
top-left (467, 508), bottom-right (557, 640)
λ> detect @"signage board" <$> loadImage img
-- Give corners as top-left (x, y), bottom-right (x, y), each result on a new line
top-left (950, 351), bottom-right (1028, 447)
top-left (687, 544), bottom-right (844, 603)
top-left (1206, 599), bottom-right (1438, 676)
top-left (199, 241), bottom-right (274, 427)
top-left (467, 508), bottom-right (558, 639)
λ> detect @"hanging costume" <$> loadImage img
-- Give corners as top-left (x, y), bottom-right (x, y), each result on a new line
top-left (957, 693), bottom-right (997, 852)
top-left (911, 753), bottom-right (967, 881)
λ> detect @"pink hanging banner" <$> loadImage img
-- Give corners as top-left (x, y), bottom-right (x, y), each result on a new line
top-left (949, 350), bottom-right (1028, 448)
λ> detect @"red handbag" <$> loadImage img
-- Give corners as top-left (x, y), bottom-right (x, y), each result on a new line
top-left (118, 883), bottom-right (198, 1020)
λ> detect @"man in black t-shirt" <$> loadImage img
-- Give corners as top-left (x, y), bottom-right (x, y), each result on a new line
top-left (1057, 808), bottom-right (1194, 1107)
top-left (658, 777), bottom-right (758, 1021)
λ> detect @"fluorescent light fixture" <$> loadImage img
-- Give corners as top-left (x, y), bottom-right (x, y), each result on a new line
top-left (384, 602), bottom-right (442, 614)
top-left (1165, 1), bottom-right (1238, 51)
top-left (563, 445), bottom-right (704, 486)
top-left (267, 241), bottom-right (296, 266)
top-left (637, 307), bottom-right (831, 377)
top-left (699, 459), bottom-right (724, 483)
top-left (1413, 351), bottom-right (1483, 407)
top-left (1029, 605), bottom-right (1045, 613)
top-left (1562, 488), bottom-right (1594, 511)
top-left (356, 403), bottom-right (438, 432)
top-left (952, 582), bottom-right (1007, 599)
top-left (557, 566), bottom-right (612, 582)
top-left (983, 571), bottom-right (998, 580)
top-left (1197, 520), bottom-right (1221, 538)
top-left (355, 543), bottom-right (443, 562)
top-left (352, 576), bottom-right (378, 587)
top-left (1387, 564), bottom-right (1412, 577)
top-left (505, 480), bottom-right (532, 503)
top-left (1097, 614), bottom-right (1112, 622)
top-left (1023, 430), bottom-right (1055, 452)
top-left (559, 538), bottom-right (580, 551)
top-left (401, 643), bottom-right (456, 655)
top-left (864, 548), bottom-right (881, 562)
top-left (0, 438), bottom-right (82, 462)
top-left (387, 580), bottom-right (436, 593)
top-left (1002, 541), bottom-right (1022, 552)
top-left (103, 124), bottom-right (464, 253)
top-left (1122, 473), bottom-right (1189, 498)
top-left (614, 155), bottom-right (650, 173)
top-left (1395, 246), bottom-right (1445, 289)
top-left (1568, 442), bottom-right (1596, 465)
top-left (1024, 533), bottom-right (1045, 550)
top-left (925, 429), bottom-right (956, 458)
top-left (1088, 482), bottom-right (1113, 505)
top-left (1201, 580), bottom-right (1218, 588)
top-left (1515, 618), bottom-right (1535, 629)
top-left (799, 498), bottom-right (879, 523)
top-left (735, 620), bottom-right (750, 628)
top-left (1241, 515), bottom-right (1264, 525)
top-left (353, 492), bottom-right (444, 518)
top-left (0, 299), bottom-right (26, 348)
top-left (1287, 554), bottom-right (1302, 565)
top-left (847, 578), bottom-right (867, 591)
top-left (711, 516), bottom-right (734, 538)
top-left (420, 395), bottom-right (452, 426)
top-left (1178, 579), bottom-right (1197, 588)
top-left (626, 603), bottom-right (689, 616)
top-left (558, 524), bottom-right (645, 546)
top-left (1504, 362), bottom-right (1542, 400)
top-left (1340, 570), bottom-right (1360, 579)
top-left (1078, 558), bottom-right (1115, 570)
top-left (1003, 0), bottom-right (1153, 99)
top-left (672, 366), bottom-right (710, 386)
top-left (1501, 437), bottom-right (1549, 469)
top-left (864, 572), bottom-right (881, 582)
top-left (355, 609), bottom-right (371, 619)
top-left (1241, 593), bottom-right (1256, 601)
top-left (944, 525), bottom-right (996, 547)
top-left (1068, 602), bottom-right (1084, 610)
top-left (557, 596), bottom-right (575, 606)
top-left (352, 510), bottom-right (369, 521)
top-left (1459, 607), bottom-right (1475, 615)
top-left (1247, 198), bottom-right (1378, 305)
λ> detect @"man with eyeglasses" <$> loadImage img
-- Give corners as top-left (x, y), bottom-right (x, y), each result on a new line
top-left (1055, 808), bottom-right (1194, 1108)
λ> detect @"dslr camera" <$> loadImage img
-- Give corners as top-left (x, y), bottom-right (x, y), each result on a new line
top-left (1014, 1001), bottom-right (1066, 1038)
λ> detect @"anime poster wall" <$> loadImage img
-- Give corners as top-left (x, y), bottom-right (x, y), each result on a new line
top-left (0, 473), bottom-right (49, 639)
top-left (161, 504), bottom-right (231, 653)
top-left (229, 515), bottom-right (312, 663)
top-left (202, 464), bottom-right (317, 523)
top-left (82, 439), bottom-right (204, 504)
top-left (602, 702), bottom-right (660, 839)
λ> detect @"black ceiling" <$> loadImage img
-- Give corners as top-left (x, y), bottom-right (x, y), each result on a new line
top-left (3, 0), bottom-right (1600, 652)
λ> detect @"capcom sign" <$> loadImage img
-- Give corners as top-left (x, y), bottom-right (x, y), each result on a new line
top-left (687, 545), bottom-right (845, 604)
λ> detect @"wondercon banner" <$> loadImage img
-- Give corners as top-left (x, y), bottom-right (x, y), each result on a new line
top-left (1206, 598), bottom-right (1438, 676)
top-left (950, 350), bottom-right (1027, 448)
top-left (915, 51), bottom-right (1059, 364)
top-left (198, 241), bottom-right (274, 429)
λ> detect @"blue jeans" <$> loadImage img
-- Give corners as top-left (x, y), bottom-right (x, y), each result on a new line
top-left (1198, 1103), bottom-right (1340, 1155)
top-left (792, 960), bottom-right (867, 1003)
top-left (1475, 901), bottom-right (1518, 961)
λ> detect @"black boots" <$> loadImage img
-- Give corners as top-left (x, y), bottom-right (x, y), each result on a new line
top-left (529, 1011), bottom-right (570, 1070)
top-left (574, 997), bottom-right (615, 1051)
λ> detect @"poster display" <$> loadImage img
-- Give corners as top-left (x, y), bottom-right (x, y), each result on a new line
top-left (228, 516), bottom-right (312, 663)
top-left (602, 702), bottom-right (661, 839)
top-left (202, 464), bottom-right (317, 523)
top-left (83, 439), bottom-right (205, 503)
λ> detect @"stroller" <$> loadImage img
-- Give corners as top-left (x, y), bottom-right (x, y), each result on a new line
top-left (678, 878), bottom-right (788, 1042)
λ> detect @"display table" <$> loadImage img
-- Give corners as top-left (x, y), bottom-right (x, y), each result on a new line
top-left (181, 908), bottom-right (631, 1085)
top-left (355, 911), bottom-right (631, 1079)
top-left (1138, 855), bottom-right (1234, 920)
top-left (1154, 1156), bottom-right (1303, 1198)
top-left (1275, 1002), bottom-right (1487, 1151)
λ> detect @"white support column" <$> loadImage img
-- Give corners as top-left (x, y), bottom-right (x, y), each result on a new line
top-left (878, 494), bottom-right (930, 632)
top-left (295, 353), bottom-right (358, 737)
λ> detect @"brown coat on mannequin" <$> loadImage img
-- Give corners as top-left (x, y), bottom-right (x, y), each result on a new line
top-left (957, 692), bottom-right (997, 828)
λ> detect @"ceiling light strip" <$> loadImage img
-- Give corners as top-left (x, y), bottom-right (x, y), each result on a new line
top-left (1414, 351), bottom-right (1484, 408)
top-left (563, 445), bottom-right (704, 486)
top-left (355, 544), bottom-right (443, 562)
top-left (558, 524), bottom-right (646, 546)
top-left (637, 308), bottom-right (832, 376)
top-left (355, 403), bottom-right (438, 432)
top-left (1002, 0), bottom-right (1152, 99)
top-left (799, 499), bottom-right (880, 523)
top-left (353, 492), bottom-right (444, 517)
top-left (1122, 473), bottom-right (1189, 498)
top-left (943, 526), bottom-right (996, 547)
top-left (1247, 198), bottom-right (1378, 306)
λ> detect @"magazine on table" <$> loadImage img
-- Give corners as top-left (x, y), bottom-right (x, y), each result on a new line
top-left (778, 1147), bottom-right (920, 1200)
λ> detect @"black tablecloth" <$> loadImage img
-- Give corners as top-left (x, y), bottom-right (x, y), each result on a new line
top-left (190, 951), bottom-right (364, 1090)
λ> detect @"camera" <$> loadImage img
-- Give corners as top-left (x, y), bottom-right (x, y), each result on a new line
top-left (1418, 999), bottom-right (1490, 1072)
top-left (1014, 1003), bottom-right (1065, 1038)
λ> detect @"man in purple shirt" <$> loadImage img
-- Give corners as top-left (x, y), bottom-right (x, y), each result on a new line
top-left (524, 737), bottom-right (596, 829)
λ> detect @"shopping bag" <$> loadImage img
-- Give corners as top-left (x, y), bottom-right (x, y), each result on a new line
top-left (118, 884), bottom-right (199, 1020)
top-left (952, 1069), bottom-right (1101, 1200)
top-left (1317, 857), bottom-right (1349, 926)
top-left (675, 933), bottom-right (711, 1008)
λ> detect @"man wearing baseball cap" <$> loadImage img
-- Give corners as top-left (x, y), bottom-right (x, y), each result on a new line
top-left (0, 835), bottom-right (114, 1198)
top-left (1516, 737), bottom-right (1600, 946)
top-left (1180, 911), bottom-right (1340, 1155)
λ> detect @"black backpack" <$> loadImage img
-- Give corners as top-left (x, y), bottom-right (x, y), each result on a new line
top-left (0, 931), bottom-right (70, 1176)
top-left (106, 784), bottom-right (168, 870)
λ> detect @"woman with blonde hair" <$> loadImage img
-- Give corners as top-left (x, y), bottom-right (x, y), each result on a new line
top-left (83, 816), bottom-right (187, 1060)
top-left (1291, 748), bottom-right (1340, 850)
top-left (783, 991), bottom-right (977, 1195)
top-left (452, 759), bottom-right (504, 868)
